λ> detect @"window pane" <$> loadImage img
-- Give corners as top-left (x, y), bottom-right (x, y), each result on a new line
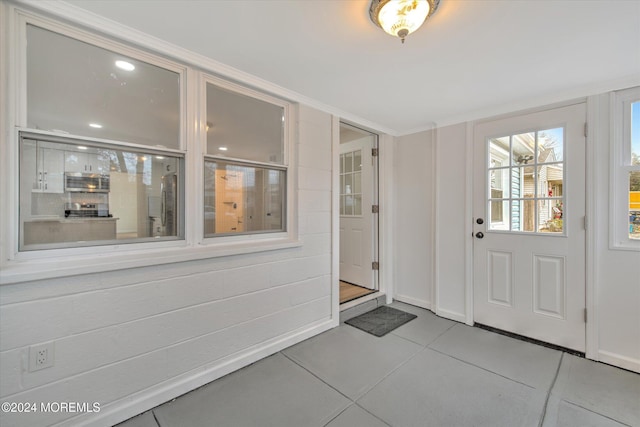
top-left (206, 83), bottom-right (284, 164)
top-left (538, 128), bottom-right (564, 162)
top-left (353, 172), bottom-right (362, 194)
top-left (630, 171), bottom-right (640, 240)
top-left (538, 199), bottom-right (563, 233)
top-left (204, 161), bottom-right (284, 236)
top-left (512, 132), bottom-right (535, 166)
top-left (489, 136), bottom-right (509, 168)
top-left (512, 199), bottom-right (535, 232)
top-left (632, 101), bottom-right (640, 165)
top-left (489, 200), bottom-right (509, 230)
top-left (513, 166), bottom-right (535, 198)
top-left (354, 150), bottom-right (362, 172)
top-left (345, 152), bottom-right (353, 173)
top-left (490, 168), bottom-right (510, 199)
top-left (20, 135), bottom-right (184, 251)
top-left (537, 164), bottom-right (564, 198)
top-left (27, 25), bottom-right (180, 148)
top-left (354, 195), bottom-right (362, 216)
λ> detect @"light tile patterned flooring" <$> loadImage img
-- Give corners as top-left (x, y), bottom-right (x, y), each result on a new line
top-left (119, 302), bottom-right (639, 427)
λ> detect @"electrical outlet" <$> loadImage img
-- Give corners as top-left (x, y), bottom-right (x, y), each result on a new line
top-left (29, 342), bottom-right (54, 372)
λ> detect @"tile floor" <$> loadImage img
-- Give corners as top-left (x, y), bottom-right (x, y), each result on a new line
top-left (119, 302), bottom-right (640, 427)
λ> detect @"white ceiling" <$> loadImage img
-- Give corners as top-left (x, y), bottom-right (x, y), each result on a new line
top-left (54, 0), bottom-right (640, 135)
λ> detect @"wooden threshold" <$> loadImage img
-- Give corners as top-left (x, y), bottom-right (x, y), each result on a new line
top-left (340, 281), bottom-right (376, 304)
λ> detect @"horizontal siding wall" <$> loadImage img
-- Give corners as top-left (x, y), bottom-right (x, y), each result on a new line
top-left (0, 105), bottom-right (335, 427)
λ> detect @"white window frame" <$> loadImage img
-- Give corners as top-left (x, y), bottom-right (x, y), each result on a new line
top-left (610, 86), bottom-right (640, 250)
top-left (199, 74), bottom-right (293, 245)
top-left (0, 6), bottom-right (299, 285)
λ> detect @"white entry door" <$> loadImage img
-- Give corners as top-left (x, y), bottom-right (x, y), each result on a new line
top-left (473, 103), bottom-right (586, 351)
top-left (340, 134), bottom-right (376, 289)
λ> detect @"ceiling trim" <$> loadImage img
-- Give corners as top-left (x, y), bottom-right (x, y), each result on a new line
top-left (403, 74), bottom-right (640, 136)
top-left (14, 0), bottom-right (401, 136)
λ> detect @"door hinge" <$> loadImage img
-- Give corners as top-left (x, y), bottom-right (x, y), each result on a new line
top-left (584, 308), bottom-right (587, 323)
top-left (371, 148), bottom-right (379, 157)
top-left (584, 122), bottom-right (588, 138)
top-left (372, 204), bottom-right (379, 213)
top-left (583, 215), bottom-right (588, 230)
top-left (372, 261), bottom-right (379, 270)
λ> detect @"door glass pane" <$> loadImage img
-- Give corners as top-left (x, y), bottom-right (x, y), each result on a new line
top-left (345, 152), bottom-right (353, 173)
top-left (537, 164), bottom-right (564, 198)
top-left (353, 172), bottom-right (361, 193)
top-left (340, 149), bottom-right (362, 217)
top-left (354, 195), bottom-right (362, 216)
top-left (27, 25), bottom-right (180, 148)
top-left (538, 128), bottom-right (564, 162)
top-left (538, 199), bottom-right (563, 233)
top-left (206, 83), bottom-right (284, 164)
top-left (345, 195), bottom-right (353, 215)
top-left (512, 132), bottom-right (535, 166)
top-left (490, 168), bottom-right (510, 199)
top-left (513, 166), bottom-right (535, 198)
top-left (512, 199), bottom-right (535, 232)
top-left (354, 150), bottom-right (362, 171)
top-left (489, 136), bottom-right (509, 168)
top-left (489, 200), bottom-right (509, 230)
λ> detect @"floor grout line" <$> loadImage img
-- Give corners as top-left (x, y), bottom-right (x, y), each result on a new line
top-left (538, 351), bottom-right (564, 427)
top-left (425, 345), bottom-right (539, 390)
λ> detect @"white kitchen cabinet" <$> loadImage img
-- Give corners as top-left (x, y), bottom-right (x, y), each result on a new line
top-left (23, 140), bottom-right (65, 193)
top-left (65, 151), bottom-right (109, 174)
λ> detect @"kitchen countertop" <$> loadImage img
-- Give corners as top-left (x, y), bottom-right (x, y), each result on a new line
top-left (25, 216), bottom-right (119, 222)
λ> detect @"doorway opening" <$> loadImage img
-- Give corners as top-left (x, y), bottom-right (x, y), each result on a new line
top-left (339, 123), bottom-right (379, 304)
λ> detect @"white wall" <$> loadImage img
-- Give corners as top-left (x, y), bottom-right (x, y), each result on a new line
top-left (590, 93), bottom-right (640, 372)
top-left (0, 105), bottom-right (336, 427)
top-left (434, 123), bottom-right (469, 322)
top-left (393, 129), bottom-right (435, 309)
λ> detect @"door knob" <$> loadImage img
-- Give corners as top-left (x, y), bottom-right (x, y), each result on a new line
top-left (476, 218), bottom-right (484, 225)
top-left (475, 232), bottom-right (484, 239)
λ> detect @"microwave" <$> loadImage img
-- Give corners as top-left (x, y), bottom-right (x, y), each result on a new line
top-left (64, 173), bottom-right (110, 193)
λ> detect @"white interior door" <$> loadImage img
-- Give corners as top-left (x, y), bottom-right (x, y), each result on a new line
top-left (473, 103), bottom-right (586, 351)
top-left (340, 136), bottom-right (375, 289)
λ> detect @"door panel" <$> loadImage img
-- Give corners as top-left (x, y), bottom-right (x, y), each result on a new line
top-left (473, 103), bottom-right (586, 351)
top-left (340, 136), bottom-right (375, 289)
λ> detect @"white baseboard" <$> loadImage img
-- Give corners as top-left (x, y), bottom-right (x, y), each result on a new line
top-left (59, 318), bottom-right (336, 427)
top-left (597, 350), bottom-right (640, 374)
top-left (435, 307), bottom-right (466, 324)
top-left (393, 294), bottom-right (432, 311)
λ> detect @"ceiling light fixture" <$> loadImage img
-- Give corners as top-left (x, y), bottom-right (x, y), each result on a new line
top-left (218, 146), bottom-right (228, 151)
top-left (89, 123), bottom-right (102, 128)
top-left (369, 0), bottom-right (440, 43)
top-left (115, 60), bottom-right (135, 71)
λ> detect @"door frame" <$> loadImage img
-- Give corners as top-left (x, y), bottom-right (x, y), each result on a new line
top-left (463, 98), bottom-right (597, 358)
top-left (331, 117), bottom-right (392, 319)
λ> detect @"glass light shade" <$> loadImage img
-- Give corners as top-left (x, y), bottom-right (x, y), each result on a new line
top-left (377, 0), bottom-right (430, 39)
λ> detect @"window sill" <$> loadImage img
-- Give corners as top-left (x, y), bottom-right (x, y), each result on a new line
top-left (0, 237), bottom-right (302, 285)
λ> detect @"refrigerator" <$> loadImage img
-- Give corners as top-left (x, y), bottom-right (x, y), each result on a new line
top-left (160, 172), bottom-right (178, 236)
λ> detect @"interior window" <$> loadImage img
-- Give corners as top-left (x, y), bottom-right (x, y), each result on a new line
top-left (19, 135), bottom-right (184, 251)
top-left (26, 24), bottom-right (181, 148)
top-left (204, 81), bottom-right (287, 237)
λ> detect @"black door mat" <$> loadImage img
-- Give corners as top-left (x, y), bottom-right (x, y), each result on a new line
top-left (345, 306), bottom-right (417, 337)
